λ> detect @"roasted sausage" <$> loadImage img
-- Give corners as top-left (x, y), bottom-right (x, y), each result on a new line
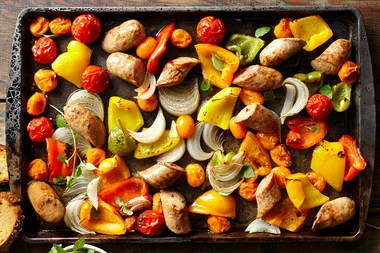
top-left (232, 65), bottom-right (284, 91)
top-left (137, 162), bottom-right (185, 189)
top-left (160, 189), bottom-right (192, 234)
top-left (106, 52), bottom-right (146, 86)
top-left (102, 20), bottom-right (146, 53)
top-left (27, 181), bottom-right (65, 223)
top-left (64, 104), bottom-right (106, 147)
top-left (312, 197), bottom-right (356, 230)
top-left (311, 39), bottom-right (352, 75)
top-left (156, 57), bottom-right (200, 87)
top-left (255, 172), bottom-right (281, 218)
top-left (235, 103), bottom-right (279, 134)
top-left (259, 38), bottom-right (306, 67)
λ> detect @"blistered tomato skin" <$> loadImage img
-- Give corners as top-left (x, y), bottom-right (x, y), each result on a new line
top-left (306, 94), bottom-right (333, 119)
top-left (196, 16), bottom-right (226, 45)
top-left (81, 65), bottom-right (110, 93)
top-left (137, 210), bottom-right (166, 236)
top-left (30, 16), bottom-right (49, 37)
top-left (71, 14), bottom-right (102, 44)
top-left (34, 69), bottom-right (58, 92)
top-left (49, 17), bottom-right (72, 35)
top-left (32, 37), bottom-right (58, 65)
top-left (27, 117), bottom-right (54, 142)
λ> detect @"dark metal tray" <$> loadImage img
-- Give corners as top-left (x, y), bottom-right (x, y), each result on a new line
top-left (6, 6), bottom-right (375, 243)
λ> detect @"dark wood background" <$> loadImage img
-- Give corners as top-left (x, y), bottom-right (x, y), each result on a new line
top-left (1, 0), bottom-right (379, 252)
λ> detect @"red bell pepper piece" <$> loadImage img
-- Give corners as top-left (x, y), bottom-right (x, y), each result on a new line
top-left (147, 21), bottom-right (176, 74)
top-left (46, 138), bottom-right (75, 184)
top-left (339, 135), bottom-right (366, 181)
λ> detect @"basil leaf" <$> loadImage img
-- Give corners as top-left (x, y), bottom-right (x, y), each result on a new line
top-left (255, 26), bottom-right (271, 38)
top-left (73, 238), bottom-right (85, 251)
top-left (319, 84), bottom-right (333, 99)
top-left (74, 166), bottom-right (82, 178)
top-left (55, 114), bottom-right (67, 128)
top-left (240, 162), bottom-right (255, 178)
top-left (91, 206), bottom-right (101, 219)
top-left (263, 90), bottom-right (276, 101)
top-left (53, 176), bottom-right (66, 186)
top-left (57, 154), bottom-right (68, 166)
top-left (211, 54), bottom-right (224, 71)
top-left (114, 196), bottom-right (123, 207)
top-left (48, 244), bottom-right (66, 253)
top-left (309, 126), bottom-right (319, 133)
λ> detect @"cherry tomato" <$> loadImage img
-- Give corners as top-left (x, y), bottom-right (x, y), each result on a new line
top-left (306, 94), bottom-right (333, 119)
top-left (27, 117), bottom-right (54, 142)
top-left (81, 65), bottom-right (110, 93)
top-left (196, 16), bottom-right (226, 45)
top-left (32, 37), bottom-right (58, 64)
top-left (137, 93), bottom-right (158, 112)
top-left (207, 215), bottom-right (231, 234)
top-left (306, 171), bottom-right (326, 192)
top-left (271, 166), bottom-right (292, 189)
top-left (86, 147), bottom-right (106, 166)
top-left (34, 69), bottom-right (58, 92)
top-left (185, 163), bottom-right (205, 187)
top-left (49, 16), bottom-right (72, 35)
top-left (137, 210), bottom-right (166, 236)
top-left (171, 29), bottom-right (192, 48)
top-left (285, 117), bottom-right (328, 150)
top-left (274, 18), bottom-right (293, 39)
top-left (256, 132), bottom-right (279, 151)
top-left (71, 14), bottom-right (102, 44)
top-left (270, 144), bottom-right (292, 167)
top-left (338, 61), bottom-right (358, 84)
top-left (338, 135), bottom-right (367, 181)
top-left (30, 16), bottom-right (49, 37)
top-left (239, 88), bottom-right (264, 106)
top-left (176, 115), bottom-right (195, 139)
top-left (229, 116), bottom-right (247, 139)
top-left (238, 182), bottom-right (258, 201)
top-left (27, 92), bottom-right (47, 116)
top-left (136, 37), bottom-right (158, 60)
top-left (28, 159), bottom-right (48, 181)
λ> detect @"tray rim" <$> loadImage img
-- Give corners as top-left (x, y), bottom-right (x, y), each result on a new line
top-left (6, 5), bottom-right (376, 243)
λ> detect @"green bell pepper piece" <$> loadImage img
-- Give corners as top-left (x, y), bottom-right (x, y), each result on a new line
top-left (226, 34), bottom-right (264, 66)
top-left (332, 82), bottom-right (352, 112)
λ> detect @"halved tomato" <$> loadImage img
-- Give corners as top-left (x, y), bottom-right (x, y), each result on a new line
top-left (285, 117), bottom-right (328, 149)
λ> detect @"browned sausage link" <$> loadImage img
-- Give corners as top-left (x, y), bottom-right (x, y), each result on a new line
top-left (137, 162), bottom-right (185, 189)
top-left (64, 104), bottom-right (106, 148)
top-left (232, 65), bottom-right (284, 91)
top-left (312, 197), bottom-right (356, 230)
top-left (311, 39), bottom-right (352, 75)
top-left (156, 57), bottom-right (200, 87)
top-left (160, 189), bottom-right (192, 234)
top-left (255, 172), bottom-right (281, 218)
top-left (106, 52), bottom-right (146, 86)
top-left (101, 20), bottom-right (146, 53)
top-left (235, 103), bottom-right (279, 134)
top-left (259, 38), bottom-right (306, 67)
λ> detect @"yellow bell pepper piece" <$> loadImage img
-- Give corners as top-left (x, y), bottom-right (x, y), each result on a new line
top-left (80, 199), bottom-right (126, 235)
top-left (289, 15), bottom-right (333, 51)
top-left (195, 44), bottom-right (240, 89)
top-left (188, 189), bottom-right (236, 219)
top-left (310, 140), bottom-right (345, 192)
top-left (134, 129), bottom-right (180, 159)
top-left (108, 97), bottom-right (144, 133)
top-left (197, 87), bottom-right (241, 130)
top-left (286, 173), bottom-right (329, 210)
top-left (51, 40), bottom-right (92, 88)
top-left (95, 155), bottom-right (131, 188)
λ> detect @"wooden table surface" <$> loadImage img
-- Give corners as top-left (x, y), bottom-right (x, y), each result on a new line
top-left (1, 0), bottom-right (379, 252)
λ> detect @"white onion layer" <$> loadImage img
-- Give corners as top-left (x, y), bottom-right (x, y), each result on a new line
top-left (52, 127), bottom-right (92, 157)
top-left (186, 122), bottom-right (213, 161)
top-left (280, 78), bottom-right (309, 123)
top-left (245, 218), bottom-right (281, 234)
top-left (134, 72), bottom-right (156, 99)
top-left (156, 138), bottom-right (186, 163)
top-left (64, 194), bottom-right (95, 235)
top-left (65, 90), bottom-right (104, 121)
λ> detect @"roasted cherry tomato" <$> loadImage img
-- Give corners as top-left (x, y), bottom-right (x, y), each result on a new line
top-left (27, 92), bottom-right (47, 116)
top-left (286, 117), bottom-right (328, 150)
top-left (271, 166), bottom-right (292, 189)
top-left (81, 65), bottom-right (110, 93)
top-left (86, 147), bottom-right (106, 166)
top-left (28, 159), bottom-right (48, 181)
top-left (256, 132), bottom-right (279, 151)
top-left (207, 215), bottom-right (231, 234)
top-left (30, 16), bottom-right (49, 37)
top-left (71, 14), bottom-right (102, 44)
top-left (171, 28), bottom-right (192, 48)
top-left (136, 37), bottom-right (158, 60)
top-left (34, 69), bottom-right (58, 92)
top-left (196, 16), bottom-right (226, 45)
top-left (270, 144), bottom-right (292, 167)
top-left (185, 163), bottom-right (205, 187)
top-left (32, 37), bottom-right (58, 64)
top-left (239, 88), bottom-right (264, 106)
top-left (49, 16), bottom-right (72, 35)
top-left (274, 18), bottom-right (293, 38)
top-left (338, 61), bottom-right (358, 84)
top-left (176, 115), bottom-right (195, 139)
top-left (137, 93), bottom-right (158, 112)
top-left (229, 116), bottom-right (247, 139)
top-left (306, 171), bottom-right (326, 192)
top-left (238, 182), bottom-right (258, 201)
top-left (137, 210), bottom-right (166, 236)
top-left (339, 135), bottom-right (367, 181)
top-left (306, 94), bottom-right (333, 119)
top-left (27, 116), bottom-right (54, 142)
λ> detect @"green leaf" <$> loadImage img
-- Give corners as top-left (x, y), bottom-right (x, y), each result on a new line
top-left (309, 126), bottom-right (320, 133)
top-left (74, 166), bottom-right (82, 178)
top-left (319, 85), bottom-right (333, 99)
top-left (91, 206), bottom-right (101, 219)
top-left (255, 26), bottom-right (271, 38)
top-left (48, 244), bottom-right (66, 253)
top-left (121, 205), bottom-right (133, 216)
top-left (55, 114), bottom-right (67, 128)
top-left (65, 176), bottom-right (73, 188)
top-left (73, 238), bottom-right (85, 251)
top-left (57, 154), bottom-right (68, 166)
top-left (240, 162), bottom-right (255, 178)
top-left (114, 196), bottom-right (124, 207)
top-left (263, 90), bottom-right (276, 101)
top-left (211, 54), bottom-right (224, 71)
top-left (53, 176), bottom-right (66, 186)
top-left (200, 80), bottom-right (213, 92)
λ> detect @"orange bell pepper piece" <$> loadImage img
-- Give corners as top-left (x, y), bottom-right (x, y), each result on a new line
top-left (95, 155), bottom-right (131, 188)
top-left (80, 199), bottom-right (126, 235)
top-left (98, 177), bottom-right (149, 210)
top-left (195, 44), bottom-right (239, 89)
top-left (339, 135), bottom-right (366, 181)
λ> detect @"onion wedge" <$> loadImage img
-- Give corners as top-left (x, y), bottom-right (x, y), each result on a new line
top-left (245, 218), bottom-right (281, 234)
top-left (128, 107), bottom-right (166, 144)
top-left (156, 138), bottom-right (186, 163)
top-left (87, 177), bottom-right (100, 210)
top-left (202, 124), bottom-right (224, 152)
top-left (280, 78), bottom-right (309, 123)
top-left (63, 168), bottom-right (96, 198)
top-left (126, 196), bottom-right (152, 212)
top-left (158, 77), bottom-right (200, 116)
top-left (52, 127), bottom-right (92, 157)
top-left (64, 194), bottom-right (95, 235)
top-left (134, 71), bottom-right (151, 93)
top-left (280, 84), bottom-right (296, 124)
top-left (134, 72), bottom-right (156, 99)
top-left (65, 90), bottom-right (104, 121)
top-left (186, 122), bottom-right (213, 161)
